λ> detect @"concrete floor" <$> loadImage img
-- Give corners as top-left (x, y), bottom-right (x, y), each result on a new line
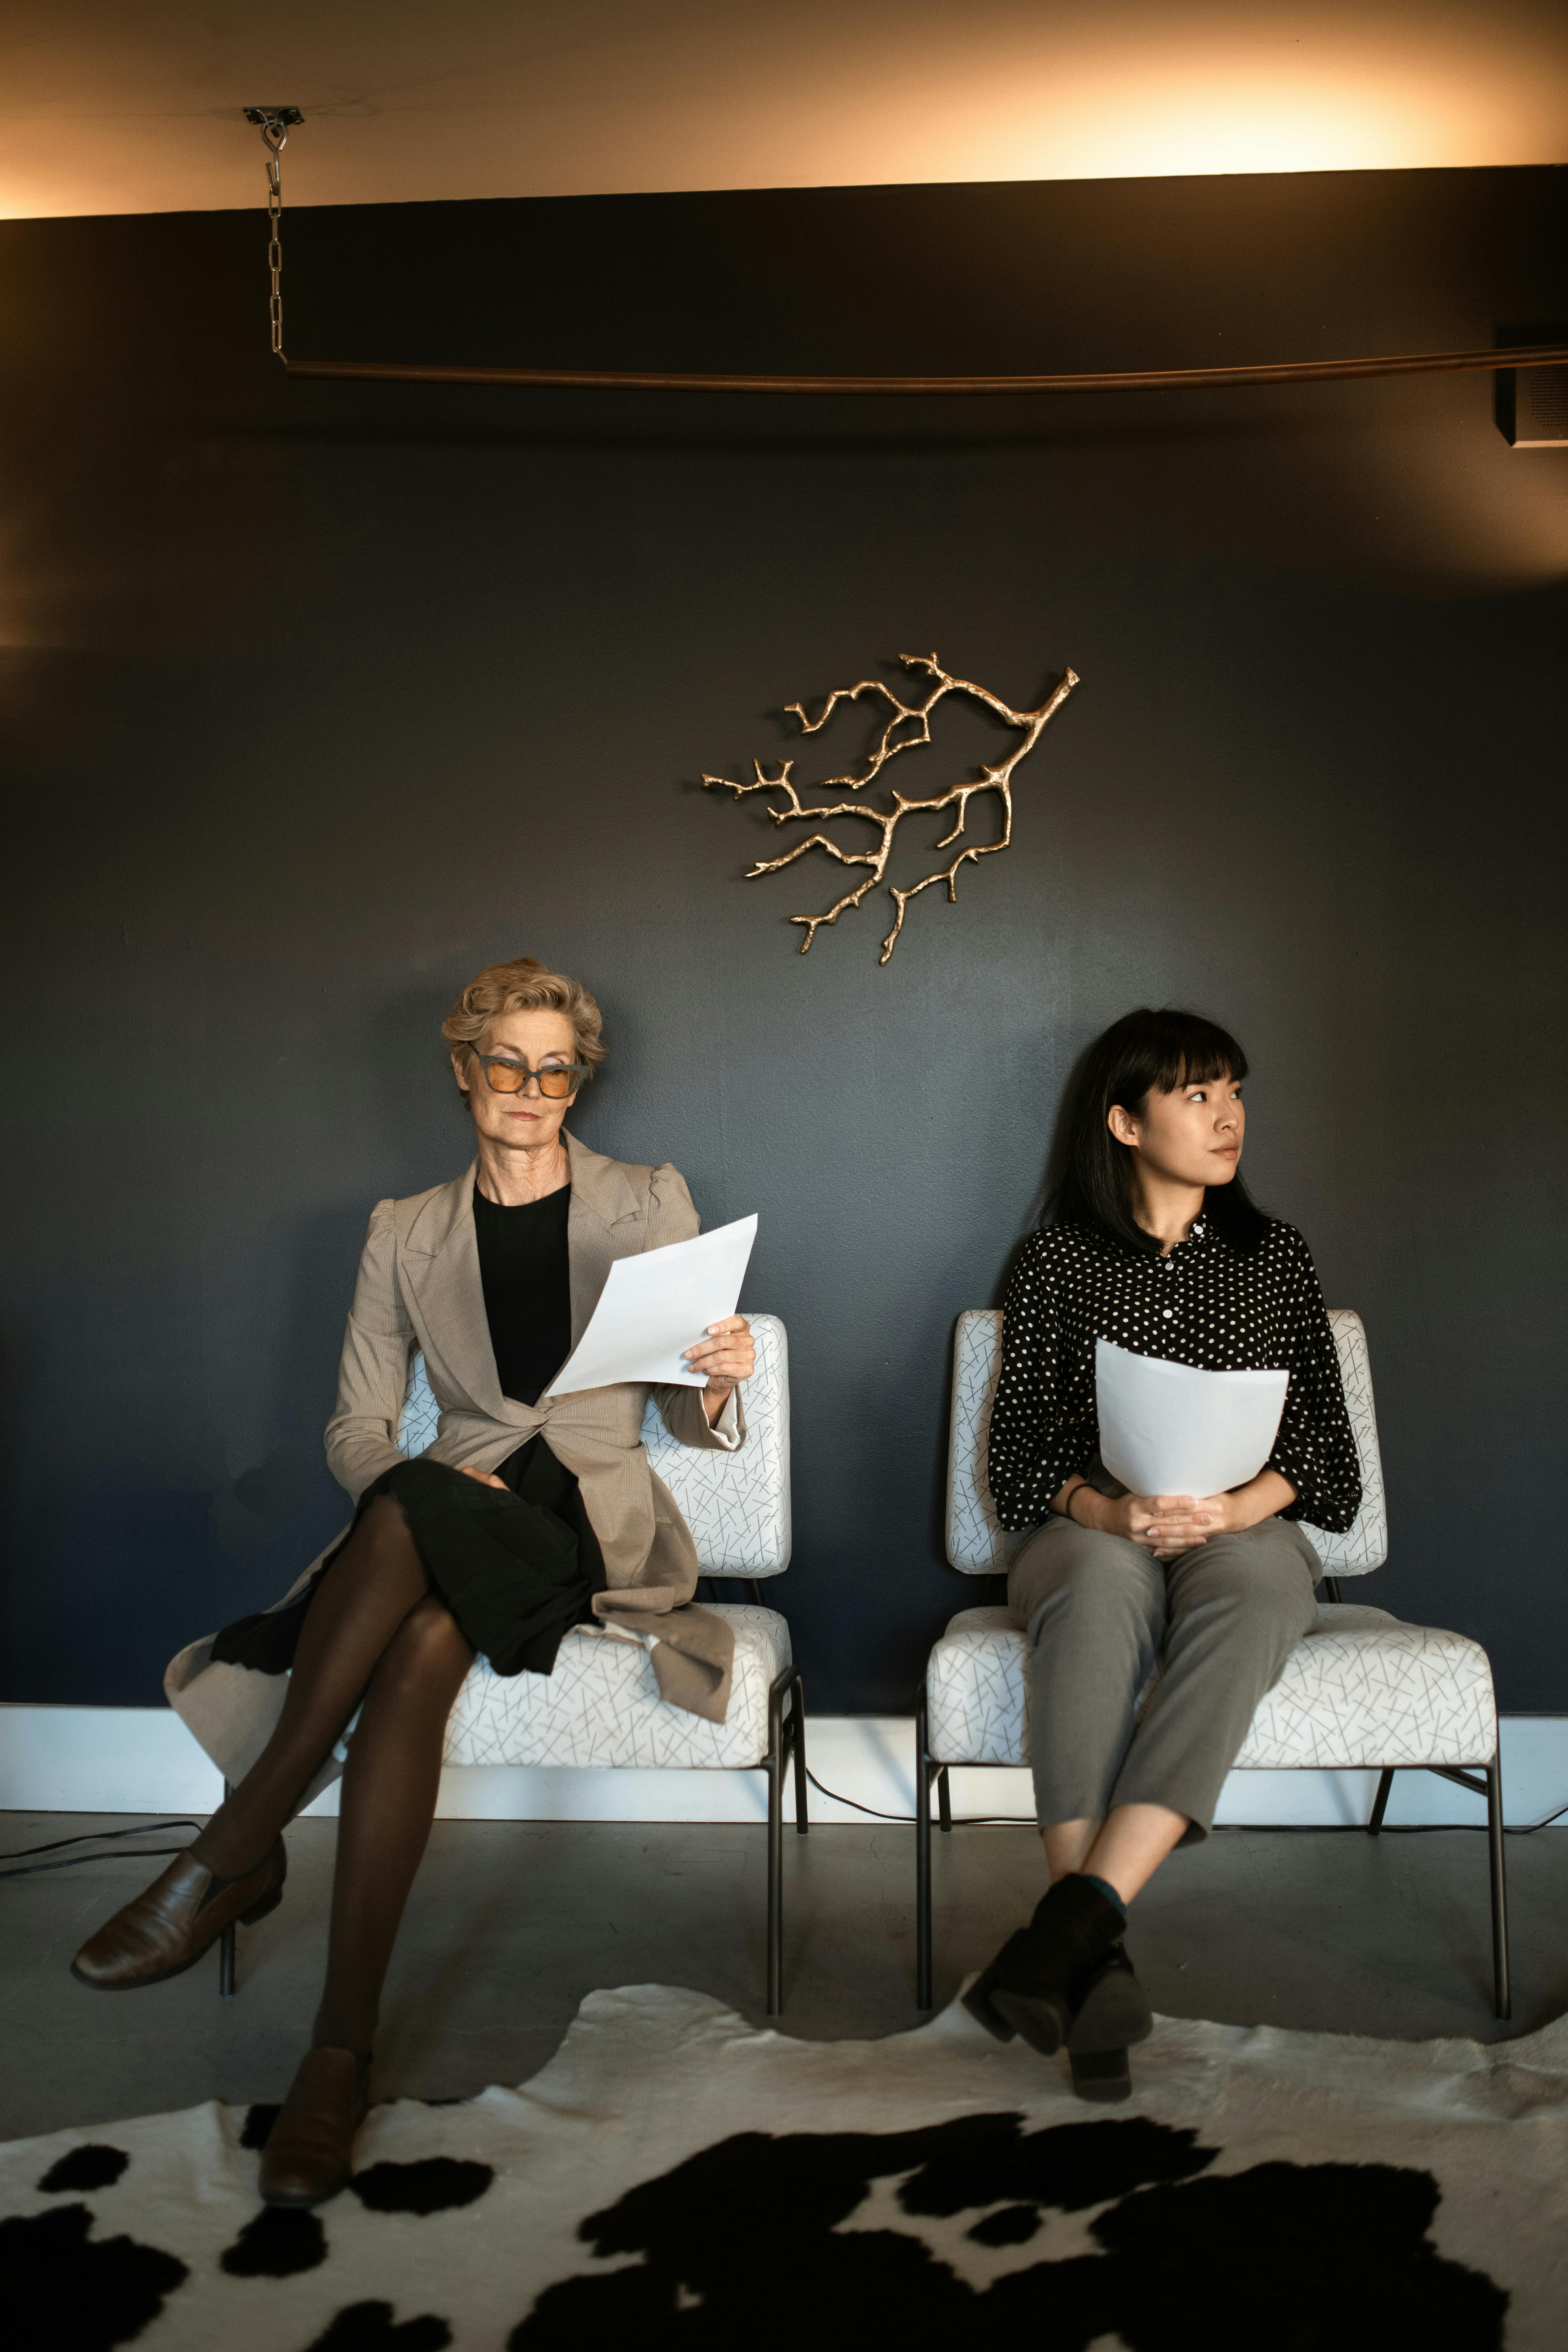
top-left (3, 1810), bottom-right (1564, 2141)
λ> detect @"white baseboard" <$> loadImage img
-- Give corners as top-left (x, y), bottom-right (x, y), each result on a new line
top-left (1, 1704), bottom-right (1564, 1829)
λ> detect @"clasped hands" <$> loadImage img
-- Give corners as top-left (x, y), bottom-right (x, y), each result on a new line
top-left (1064, 1466), bottom-right (1296, 1562)
top-left (1091, 1489), bottom-right (1238, 1562)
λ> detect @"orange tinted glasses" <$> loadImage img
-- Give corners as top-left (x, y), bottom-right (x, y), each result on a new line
top-left (472, 1056), bottom-right (588, 1100)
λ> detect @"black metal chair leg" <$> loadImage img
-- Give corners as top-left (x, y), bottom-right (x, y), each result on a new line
top-left (216, 1779), bottom-right (236, 1997)
top-left (765, 1669), bottom-right (790, 2016)
top-left (916, 1686), bottom-right (933, 2011)
top-left (1367, 1767), bottom-right (1396, 1835)
top-left (766, 1754), bottom-right (783, 2016)
top-left (1487, 1756), bottom-right (1512, 2021)
top-left (791, 1672), bottom-right (808, 1834)
top-left (937, 1766), bottom-right (953, 1834)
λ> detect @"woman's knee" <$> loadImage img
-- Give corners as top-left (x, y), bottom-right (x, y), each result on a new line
top-left (359, 1492), bottom-right (414, 1547)
top-left (380, 1595), bottom-right (473, 1690)
top-left (1018, 1537), bottom-right (1159, 1644)
top-left (1173, 1540), bottom-right (1317, 1641)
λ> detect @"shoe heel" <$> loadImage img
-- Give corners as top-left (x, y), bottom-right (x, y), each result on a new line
top-left (1070, 2047), bottom-right (1132, 2103)
top-left (239, 1885), bottom-right (284, 1926)
top-left (1067, 1960), bottom-right (1153, 2056)
top-left (961, 1973), bottom-right (1018, 2044)
top-left (991, 1988), bottom-right (1070, 2057)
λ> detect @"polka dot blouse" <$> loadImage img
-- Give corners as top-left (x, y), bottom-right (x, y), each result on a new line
top-left (986, 1215), bottom-right (1362, 1535)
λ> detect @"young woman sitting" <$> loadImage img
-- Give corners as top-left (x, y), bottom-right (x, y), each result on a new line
top-left (970, 1005), bottom-right (1360, 2099)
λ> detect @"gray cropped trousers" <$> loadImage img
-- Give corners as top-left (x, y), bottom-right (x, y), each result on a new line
top-left (1007, 1513), bottom-right (1322, 1839)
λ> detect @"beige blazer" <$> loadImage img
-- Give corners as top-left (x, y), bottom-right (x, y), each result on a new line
top-left (166, 1133), bottom-right (746, 1794)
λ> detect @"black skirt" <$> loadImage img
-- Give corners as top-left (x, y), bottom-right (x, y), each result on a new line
top-left (209, 1437), bottom-right (606, 1681)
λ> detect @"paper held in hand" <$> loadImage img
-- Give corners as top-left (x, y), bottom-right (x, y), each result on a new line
top-left (541, 1215), bottom-right (758, 1399)
top-left (1095, 1339), bottom-right (1289, 1500)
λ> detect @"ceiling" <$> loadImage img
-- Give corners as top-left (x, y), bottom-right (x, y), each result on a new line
top-left (3, 0), bottom-right (1566, 222)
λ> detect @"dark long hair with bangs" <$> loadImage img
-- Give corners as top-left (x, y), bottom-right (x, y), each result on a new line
top-left (1048, 1007), bottom-right (1270, 1254)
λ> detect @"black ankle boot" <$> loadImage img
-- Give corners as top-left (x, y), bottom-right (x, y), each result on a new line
top-left (961, 1931), bottom-right (1034, 2043)
top-left (1064, 1944), bottom-right (1154, 2103)
top-left (1068, 1942), bottom-right (1153, 2057)
top-left (966, 1875), bottom-right (1128, 2057)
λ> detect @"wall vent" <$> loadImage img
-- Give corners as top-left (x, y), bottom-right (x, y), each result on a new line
top-left (1497, 330), bottom-right (1568, 448)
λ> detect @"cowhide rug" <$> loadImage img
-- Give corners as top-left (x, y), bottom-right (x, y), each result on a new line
top-left (4, 1986), bottom-right (1565, 2351)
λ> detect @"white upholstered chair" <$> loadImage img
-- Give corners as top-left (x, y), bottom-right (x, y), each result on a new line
top-left (915, 1309), bottom-right (1509, 2018)
top-left (221, 1315), bottom-right (805, 2014)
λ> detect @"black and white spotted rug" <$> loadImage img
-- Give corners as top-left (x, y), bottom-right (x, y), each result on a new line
top-left (4, 1986), bottom-right (1565, 2350)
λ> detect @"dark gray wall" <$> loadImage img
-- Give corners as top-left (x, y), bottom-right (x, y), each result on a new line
top-left (1, 166), bottom-right (1563, 1715)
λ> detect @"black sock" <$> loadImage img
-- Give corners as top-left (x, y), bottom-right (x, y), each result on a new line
top-left (1029, 1871), bottom-right (1125, 1953)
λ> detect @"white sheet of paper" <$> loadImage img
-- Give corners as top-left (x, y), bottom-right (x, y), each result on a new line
top-left (541, 1215), bottom-right (758, 1399)
top-left (1095, 1339), bottom-right (1289, 1499)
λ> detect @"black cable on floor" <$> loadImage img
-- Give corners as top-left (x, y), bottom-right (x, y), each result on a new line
top-left (1215, 1804), bottom-right (1568, 1837)
top-left (803, 1768), bottom-right (1031, 1827)
top-left (0, 1819), bottom-right (202, 1880)
top-left (3, 1789), bottom-right (1561, 1870)
top-left (804, 1770), bottom-right (1568, 1837)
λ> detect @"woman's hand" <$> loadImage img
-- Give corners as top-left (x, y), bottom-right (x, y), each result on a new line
top-left (684, 1314), bottom-right (755, 1425)
top-left (459, 1465), bottom-right (510, 1492)
top-left (1206, 1467), bottom-right (1298, 1533)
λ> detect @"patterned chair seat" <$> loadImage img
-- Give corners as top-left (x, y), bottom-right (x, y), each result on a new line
top-left (444, 1603), bottom-right (791, 1771)
top-left (926, 1601), bottom-right (1497, 1774)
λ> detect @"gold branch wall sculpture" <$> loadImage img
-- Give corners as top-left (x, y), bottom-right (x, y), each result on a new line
top-left (702, 653), bottom-right (1079, 963)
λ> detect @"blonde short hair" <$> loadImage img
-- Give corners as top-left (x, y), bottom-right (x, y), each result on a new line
top-left (441, 956), bottom-right (606, 1075)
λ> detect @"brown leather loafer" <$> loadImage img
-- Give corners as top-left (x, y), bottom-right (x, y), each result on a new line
top-left (259, 2047), bottom-right (370, 2208)
top-left (70, 1840), bottom-right (286, 1991)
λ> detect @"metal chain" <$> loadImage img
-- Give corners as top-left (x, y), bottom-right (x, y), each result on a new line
top-left (243, 108), bottom-right (302, 364)
top-left (265, 131), bottom-right (285, 358)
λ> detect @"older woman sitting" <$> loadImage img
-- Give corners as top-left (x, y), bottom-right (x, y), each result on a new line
top-left (71, 955), bottom-right (754, 2205)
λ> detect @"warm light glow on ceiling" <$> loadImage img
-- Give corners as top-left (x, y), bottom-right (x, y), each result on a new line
top-left (965, 49), bottom-right (1551, 184)
top-left (0, 0), bottom-right (1563, 221)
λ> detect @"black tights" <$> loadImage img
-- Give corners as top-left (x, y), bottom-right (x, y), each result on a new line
top-left (191, 1495), bottom-right (474, 2057)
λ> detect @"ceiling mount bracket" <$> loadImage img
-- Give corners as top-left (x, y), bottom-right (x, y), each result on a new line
top-left (242, 106), bottom-right (303, 143)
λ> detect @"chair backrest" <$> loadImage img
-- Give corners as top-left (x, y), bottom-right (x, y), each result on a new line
top-left (397, 1311), bottom-right (792, 1577)
top-left (945, 1305), bottom-right (1387, 1577)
